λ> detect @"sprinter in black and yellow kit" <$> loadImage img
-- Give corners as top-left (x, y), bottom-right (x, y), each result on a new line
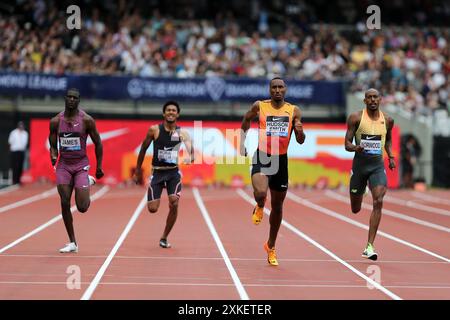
top-left (345, 88), bottom-right (396, 260)
top-left (240, 77), bottom-right (306, 266)
top-left (133, 101), bottom-right (194, 249)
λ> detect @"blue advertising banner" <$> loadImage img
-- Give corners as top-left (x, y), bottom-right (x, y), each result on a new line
top-left (0, 73), bottom-right (346, 106)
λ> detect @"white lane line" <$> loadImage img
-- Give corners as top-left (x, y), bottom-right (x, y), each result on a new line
top-left (1, 254), bottom-right (447, 264)
top-left (326, 190), bottom-right (450, 233)
top-left (0, 186), bottom-right (110, 254)
top-left (80, 192), bottom-right (147, 300)
top-left (0, 185), bottom-right (20, 195)
top-left (412, 191), bottom-right (450, 206)
top-left (193, 187), bottom-right (249, 300)
top-left (383, 194), bottom-right (450, 217)
top-left (286, 191), bottom-right (450, 263)
top-left (0, 187), bottom-right (57, 213)
top-left (236, 189), bottom-right (402, 301)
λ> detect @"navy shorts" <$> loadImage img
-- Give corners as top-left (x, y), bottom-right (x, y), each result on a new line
top-left (148, 168), bottom-right (182, 201)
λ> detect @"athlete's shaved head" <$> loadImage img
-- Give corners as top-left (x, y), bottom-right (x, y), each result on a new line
top-left (269, 77), bottom-right (286, 103)
top-left (365, 88), bottom-right (380, 98)
top-left (364, 88), bottom-right (381, 111)
top-left (66, 88), bottom-right (80, 98)
top-left (65, 87), bottom-right (80, 110)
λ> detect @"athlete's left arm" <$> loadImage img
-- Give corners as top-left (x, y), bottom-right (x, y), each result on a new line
top-left (85, 116), bottom-right (104, 179)
top-left (181, 129), bottom-right (195, 164)
top-left (385, 116), bottom-right (396, 170)
top-left (293, 106), bottom-right (305, 144)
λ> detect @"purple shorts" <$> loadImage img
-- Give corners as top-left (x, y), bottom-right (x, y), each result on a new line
top-left (56, 157), bottom-right (90, 188)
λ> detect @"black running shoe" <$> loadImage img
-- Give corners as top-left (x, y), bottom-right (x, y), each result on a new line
top-left (159, 238), bottom-right (172, 248)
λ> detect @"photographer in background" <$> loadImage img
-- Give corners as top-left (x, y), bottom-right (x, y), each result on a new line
top-left (401, 134), bottom-right (422, 188)
top-left (8, 121), bottom-right (29, 186)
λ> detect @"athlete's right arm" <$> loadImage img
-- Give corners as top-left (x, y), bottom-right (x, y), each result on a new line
top-left (345, 113), bottom-right (364, 153)
top-left (133, 125), bottom-right (156, 183)
top-left (49, 117), bottom-right (59, 167)
top-left (240, 101), bottom-right (260, 156)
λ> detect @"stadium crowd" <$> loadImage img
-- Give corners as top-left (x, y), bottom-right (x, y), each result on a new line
top-left (0, 0), bottom-right (449, 115)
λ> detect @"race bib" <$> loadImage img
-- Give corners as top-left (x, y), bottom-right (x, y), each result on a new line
top-left (59, 132), bottom-right (81, 151)
top-left (360, 134), bottom-right (382, 155)
top-left (158, 149), bottom-right (178, 164)
top-left (266, 116), bottom-right (289, 137)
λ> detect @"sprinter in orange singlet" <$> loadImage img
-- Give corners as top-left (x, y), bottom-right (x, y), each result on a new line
top-left (240, 77), bottom-right (305, 266)
top-left (345, 88), bottom-right (396, 260)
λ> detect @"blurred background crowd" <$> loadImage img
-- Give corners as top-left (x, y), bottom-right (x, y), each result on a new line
top-left (1, 0), bottom-right (449, 117)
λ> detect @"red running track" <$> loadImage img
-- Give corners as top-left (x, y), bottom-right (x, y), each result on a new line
top-left (0, 184), bottom-right (448, 300)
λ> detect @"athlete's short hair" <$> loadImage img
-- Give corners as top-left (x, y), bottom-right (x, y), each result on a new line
top-left (163, 100), bottom-right (180, 113)
top-left (66, 88), bottom-right (80, 97)
top-left (270, 77), bottom-right (285, 86)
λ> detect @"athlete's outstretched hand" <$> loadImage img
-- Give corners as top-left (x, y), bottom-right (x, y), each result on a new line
top-left (96, 167), bottom-right (104, 179)
top-left (183, 156), bottom-right (195, 164)
top-left (388, 157), bottom-right (396, 170)
top-left (355, 145), bottom-right (365, 153)
top-left (294, 120), bottom-right (304, 135)
top-left (239, 144), bottom-right (247, 157)
top-left (132, 168), bottom-right (142, 184)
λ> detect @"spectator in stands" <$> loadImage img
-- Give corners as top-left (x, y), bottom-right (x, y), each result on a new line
top-left (0, 0), bottom-right (448, 118)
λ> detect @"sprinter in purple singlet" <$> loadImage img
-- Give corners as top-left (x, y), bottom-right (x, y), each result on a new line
top-left (49, 88), bottom-right (104, 253)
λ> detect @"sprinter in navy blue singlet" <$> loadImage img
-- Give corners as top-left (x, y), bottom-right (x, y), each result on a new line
top-left (133, 101), bottom-right (194, 249)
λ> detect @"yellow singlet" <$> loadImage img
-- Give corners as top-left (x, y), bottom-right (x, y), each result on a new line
top-left (355, 108), bottom-right (387, 156)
